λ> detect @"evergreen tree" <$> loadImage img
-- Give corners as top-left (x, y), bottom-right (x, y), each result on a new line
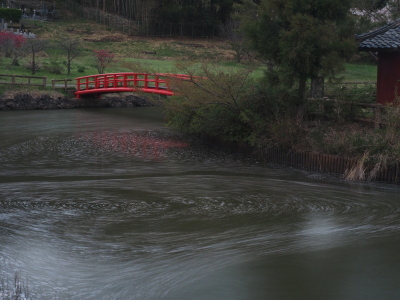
top-left (241, 0), bottom-right (355, 120)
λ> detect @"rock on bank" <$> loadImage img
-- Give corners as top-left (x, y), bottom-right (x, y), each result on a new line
top-left (0, 93), bottom-right (154, 110)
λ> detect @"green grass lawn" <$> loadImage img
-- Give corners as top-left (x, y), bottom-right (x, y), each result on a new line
top-left (0, 54), bottom-right (377, 86)
top-left (341, 63), bottom-right (377, 82)
top-left (0, 55), bottom-right (266, 81)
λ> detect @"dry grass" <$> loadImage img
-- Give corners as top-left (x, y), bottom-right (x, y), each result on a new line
top-left (344, 152), bottom-right (368, 181)
top-left (33, 19), bottom-right (236, 61)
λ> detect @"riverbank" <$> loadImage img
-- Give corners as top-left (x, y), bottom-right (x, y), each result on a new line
top-left (0, 91), bottom-right (153, 110)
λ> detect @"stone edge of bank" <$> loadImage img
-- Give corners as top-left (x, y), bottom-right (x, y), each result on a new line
top-left (0, 93), bottom-right (154, 110)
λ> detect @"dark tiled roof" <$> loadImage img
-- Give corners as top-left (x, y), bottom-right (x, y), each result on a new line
top-left (356, 19), bottom-right (400, 51)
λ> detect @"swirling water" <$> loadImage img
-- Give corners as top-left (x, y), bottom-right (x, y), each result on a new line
top-left (0, 108), bottom-right (400, 300)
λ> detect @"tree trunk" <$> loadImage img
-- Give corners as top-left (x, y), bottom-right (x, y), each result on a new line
top-left (296, 75), bottom-right (307, 123)
top-left (32, 50), bottom-right (36, 75)
top-left (67, 54), bottom-right (71, 75)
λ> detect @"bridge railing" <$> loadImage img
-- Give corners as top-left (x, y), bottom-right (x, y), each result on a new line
top-left (76, 73), bottom-right (170, 92)
top-left (75, 72), bottom-right (201, 98)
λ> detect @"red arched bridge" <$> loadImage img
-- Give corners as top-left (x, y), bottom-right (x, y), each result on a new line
top-left (75, 72), bottom-right (191, 98)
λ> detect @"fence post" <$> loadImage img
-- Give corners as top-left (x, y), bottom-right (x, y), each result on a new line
top-left (311, 76), bottom-right (324, 98)
top-left (43, 77), bottom-right (47, 89)
top-left (319, 99), bottom-right (325, 120)
top-left (52, 79), bottom-right (55, 90)
top-left (374, 104), bottom-right (382, 129)
top-left (11, 75), bottom-right (15, 86)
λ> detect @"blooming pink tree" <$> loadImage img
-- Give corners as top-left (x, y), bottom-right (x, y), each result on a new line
top-left (0, 32), bottom-right (26, 65)
top-left (93, 50), bottom-right (118, 74)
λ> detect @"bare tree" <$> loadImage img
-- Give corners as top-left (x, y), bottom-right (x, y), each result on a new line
top-left (59, 38), bottom-right (81, 75)
top-left (25, 39), bottom-right (47, 75)
top-left (219, 17), bottom-right (245, 63)
top-left (170, 62), bottom-right (256, 118)
top-left (164, 62), bottom-right (259, 141)
top-left (93, 50), bottom-right (118, 74)
top-left (11, 45), bottom-right (28, 66)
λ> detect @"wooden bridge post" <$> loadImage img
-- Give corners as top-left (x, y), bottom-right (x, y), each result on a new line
top-left (155, 75), bottom-right (160, 90)
top-left (113, 74), bottom-right (117, 88)
top-left (94, 76), bottom-right (99, 89)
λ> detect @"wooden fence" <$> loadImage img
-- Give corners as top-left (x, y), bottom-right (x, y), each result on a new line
top-left (51, 79), bottom-right (74, 91)
top-left (260, 146), bottom-right (399, 182)
top-left (307, 98), bottom-right (384, 129)
top-left (0, 75), bottom-right (74, 91)
top-left (310, 80), bottom-right (377, 99)
top-left (325, 81), bottom-right (377, 90)
top-left (0, 74), bottom-right (47, 88)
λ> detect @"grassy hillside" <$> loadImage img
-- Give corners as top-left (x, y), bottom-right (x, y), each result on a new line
top-left (1, 18), bottom-right (239, 79)
top-left (0, 16), bottom-right (377, 82)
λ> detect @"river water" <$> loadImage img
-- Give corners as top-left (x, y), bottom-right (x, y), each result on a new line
top-left (0, 107), bottom-right (400, 300)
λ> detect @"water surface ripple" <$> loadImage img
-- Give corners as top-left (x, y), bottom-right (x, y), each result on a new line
top-left (0, 108), bottom-right (399, 300)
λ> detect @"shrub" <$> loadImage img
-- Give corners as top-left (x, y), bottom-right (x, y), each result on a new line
top-left (44, 56), bottom-right (64, 74)
top-left (77, 65), bottom-right (86, 73)
top-left (0, 8), bottom-right (23, 22)
top-left (25, 61), bottom-right (41, 72)
top-left (165, 63), bottom-right (261, 142)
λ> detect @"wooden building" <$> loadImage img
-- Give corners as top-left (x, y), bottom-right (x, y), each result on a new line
top-left (357, 19), bottom-right (400, 105)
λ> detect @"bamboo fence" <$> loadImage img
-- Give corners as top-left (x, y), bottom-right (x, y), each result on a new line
top-left (215, 140), bottom-right (400, 183)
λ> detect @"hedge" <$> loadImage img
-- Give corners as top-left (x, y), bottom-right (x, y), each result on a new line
top-left (0, 8), bottom-right (23, 23)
